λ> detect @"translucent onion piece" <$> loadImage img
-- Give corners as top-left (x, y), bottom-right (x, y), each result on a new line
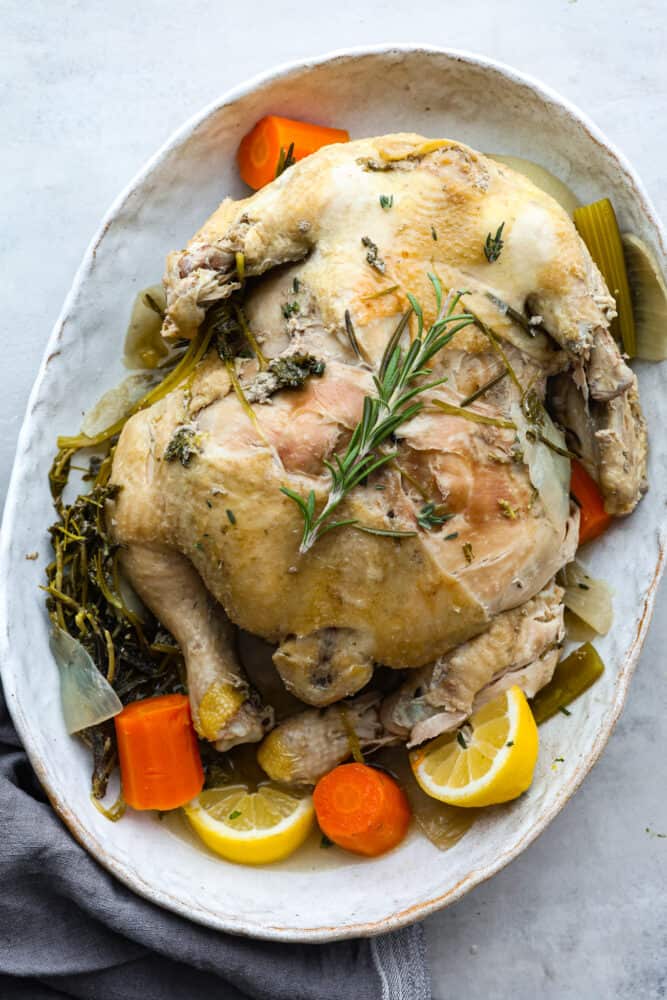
top-left (487, 154), bottom-right (580, 217)
top-left (50, 627), bottom-right (123, 735)
top-left (81, 373), bottom-right (158, 438)
top-left (559, 560), bottom-right (613, 636)
top-left (123, 284), bottom-right (169, 370)
top-left (511, 401), bottom-right (570, 530)
top-left (622, 232), bottom-right (667, 361)
top-left (374, 747), bottom-right (480, 850)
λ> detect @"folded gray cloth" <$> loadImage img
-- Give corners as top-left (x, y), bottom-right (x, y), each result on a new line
top-left (0, 693), bottom-right (431, 1000)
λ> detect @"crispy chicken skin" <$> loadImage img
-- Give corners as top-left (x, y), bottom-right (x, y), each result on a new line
top-left (108, 134), bottom-right (647, 746)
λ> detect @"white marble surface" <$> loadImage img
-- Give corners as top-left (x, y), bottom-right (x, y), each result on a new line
top-left (1, 2), bottom-right (665, 997)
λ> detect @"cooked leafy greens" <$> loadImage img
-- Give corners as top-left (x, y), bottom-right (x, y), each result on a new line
top-left (45, 320), bottom-right (222, 798)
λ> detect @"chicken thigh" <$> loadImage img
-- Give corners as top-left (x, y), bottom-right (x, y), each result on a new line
top-left (109, 134), bottom-right (646, 749)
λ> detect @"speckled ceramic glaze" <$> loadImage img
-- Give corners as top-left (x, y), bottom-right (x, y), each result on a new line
top-left (1, 46), bottom-right (665, 942)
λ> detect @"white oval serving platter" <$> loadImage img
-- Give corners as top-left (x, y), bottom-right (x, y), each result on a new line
top-left (1, 44), bottom-right (665, 942)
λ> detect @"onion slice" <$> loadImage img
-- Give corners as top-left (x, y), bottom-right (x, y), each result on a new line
top-left (81, 373), bottom-right (158, 438)
top-left (511, 400), bottom-right (570, 530)
top-left (559, 560), bottom-right (613, 636)
top-left (50, 627), bottom-right (123, 734)
top-left (487, 154), bottom-right (580, 217)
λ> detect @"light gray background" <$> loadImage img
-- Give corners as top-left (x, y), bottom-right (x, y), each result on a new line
top-left (2, 2), bottom-right (665, 997)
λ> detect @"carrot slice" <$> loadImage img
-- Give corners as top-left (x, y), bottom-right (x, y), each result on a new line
top-left (114, 694), bottom-right (204, 811)
top-left (313, 763), bottom-right (411, 857)
top-left (237, 115), bottom-right (349, 190)
top-left (570, 460), bottom-right (613, 546)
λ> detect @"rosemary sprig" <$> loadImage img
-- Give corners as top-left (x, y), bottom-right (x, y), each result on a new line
top-left (281, 275), bottom-right (475, 553)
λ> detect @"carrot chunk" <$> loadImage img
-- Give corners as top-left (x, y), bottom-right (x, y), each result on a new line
top-left (570, 460), bottom-right (612, 546)
top-left (114, 694), bottom-right (204, 811)
top-left (237, 115), bottom-right (349, 189)
top-left (313, 763), bottom-right (411, 857)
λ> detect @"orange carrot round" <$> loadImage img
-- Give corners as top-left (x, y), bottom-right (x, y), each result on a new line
top-left (237, 115), bottom-right (349, 190)
top-left (313, 763), bottom-right (411, 857)
top-left (114, 694), bottom-right (204, 811)
top-left (570, 459), bottom-right (612, 546)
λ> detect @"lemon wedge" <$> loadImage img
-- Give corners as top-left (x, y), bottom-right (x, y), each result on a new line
top-left (184, 784), bottom-right (314, 865)
top-left (409, 686), bottom-right (539, 808)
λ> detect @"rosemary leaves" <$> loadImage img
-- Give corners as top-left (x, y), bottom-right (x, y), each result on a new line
top-left (281, 275), bottom-right (475, 554)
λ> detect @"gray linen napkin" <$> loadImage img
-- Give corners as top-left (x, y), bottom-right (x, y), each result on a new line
top-left (0, 692), bottom-right (431, 1000)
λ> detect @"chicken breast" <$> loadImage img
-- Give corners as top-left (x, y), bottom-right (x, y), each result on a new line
top-left (108, 134), bottom-right (646, 745)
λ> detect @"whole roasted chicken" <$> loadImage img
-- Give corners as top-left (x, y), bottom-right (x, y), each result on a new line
top-left (108, 134), bottom-right (647, 773)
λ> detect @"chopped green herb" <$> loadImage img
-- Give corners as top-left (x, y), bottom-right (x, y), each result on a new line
top-left (484, 222), bottom-right (505, 263)
top-left (559, 706), bottom-right (572, 717)
top-left (459, 370), bottom-right (508, 408)
top-left (226, 509), bottom-right (236, 525)
top-left (206, 499), bottom-right (212, 509)
top-left (417, 502), bottom-right (453, 531)
top-left (245, 353), bottom-right (326, 403)
top-left (431, 226), bottom-right (438, 241)
top-left (292, 277), bottom-right (300, 293)
top-left (281, 301), bottom-right (300, 319)
top-left (456, 730), bottom-right (468, 749)
top-left (228, 810), bottom-right (242, 820)
top-left (379, 194), bottom-right (394, 210)
top-left (462, 541), bottom-right (474, 564)
top-left (164, 426), bottom-right (201, 467)
top-left (194, 540), bottom-right (204, 552)
top-left (506, 740), bottom-right (514, 747)
top-left (374, 484), bottom-right (386, 491)
top-left (362, 284), bottom-right (399, 301)
top-left (578, 583), bottom-right (590, 591)
top-left (275, 142), bottom-right (296, 178)
top-left (361, 236), bottom-right (386, 273)
top-left (645, 827), bottom-right (667, 839)
top-left (352, 523), bottom-right (418, 540)
top-left (444, 531), bottom-right (459, 541)
top-left (320, 834), bottom-right (334, 848)
top-left (143, 291), bottom-right (165, 318)
top-left (498, 498), bottom-right (518, 520)
top-left (554, 756), bottom-right (565, 763)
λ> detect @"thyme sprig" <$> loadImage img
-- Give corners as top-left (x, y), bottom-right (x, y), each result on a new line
top-left (484, 222), bottom-right (505, 263)
top-left (417, 502), bottom-right (453, 531)
top-left (275, 142), bottom-right (296, 177)
top-left (281, 276), bottom-right (475, 554)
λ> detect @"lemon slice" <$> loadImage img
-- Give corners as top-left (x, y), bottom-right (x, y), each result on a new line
top-left (184, 784), bottom-right (314, 865)
top-left (622, 232), bottom-right (667, 361)
top-left (409, 686), bottom-right (539, 808)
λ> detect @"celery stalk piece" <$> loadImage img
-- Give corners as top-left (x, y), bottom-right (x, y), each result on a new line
top-left (530, 642), bottom-right (604, 724)
top-left (574, 198), bottom-right (636, 357)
